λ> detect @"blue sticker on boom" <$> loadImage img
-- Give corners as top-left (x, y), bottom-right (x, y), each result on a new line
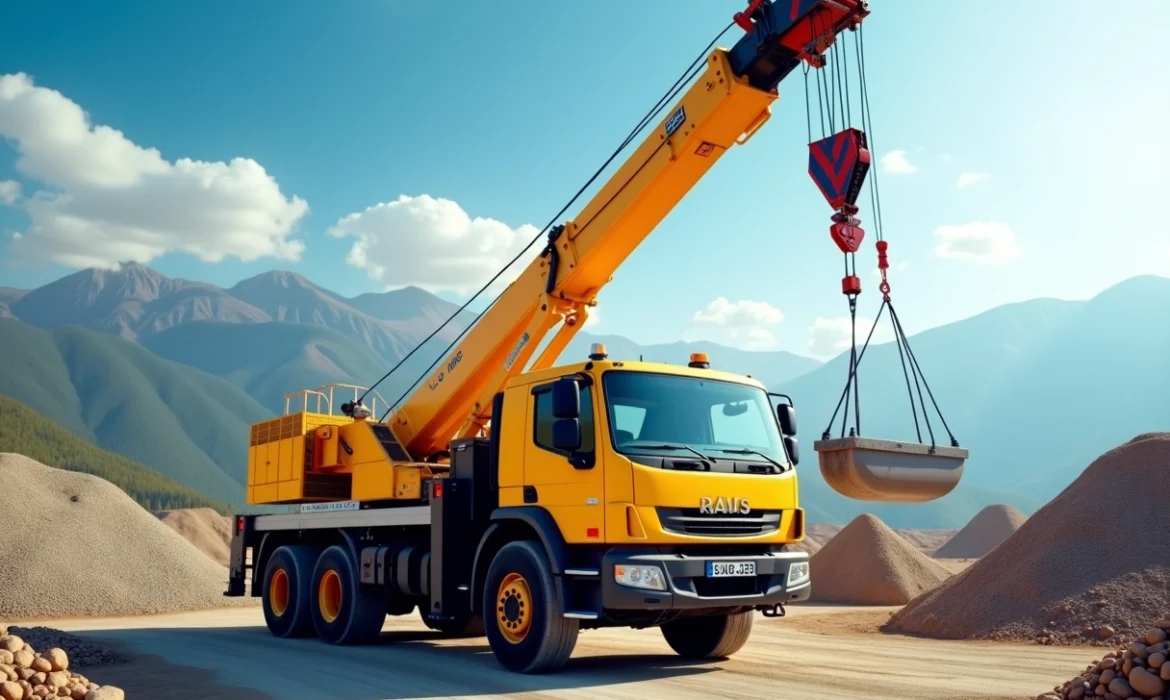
top-left (665, 106), bottom-right (686, 137)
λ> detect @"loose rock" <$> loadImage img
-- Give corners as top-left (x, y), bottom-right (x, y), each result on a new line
top-left (0, 681), bottom-right (21, 700)
top-left (83, 688), bottom-right (123, 700)
top-left (1130, 667), bottom-right (1168, 697)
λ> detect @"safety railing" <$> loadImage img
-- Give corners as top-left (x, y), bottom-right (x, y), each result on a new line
top-left (283, 383), bottom-right (389, 419)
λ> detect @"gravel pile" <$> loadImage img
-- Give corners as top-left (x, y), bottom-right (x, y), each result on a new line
top-left (154, 508), bottom-right (231, 566)
top-left (808, 514), bottom-right (953, 605)
top-left (792, 523), bottom-right (842, 555)
top-left (1037, 619), bottom-right (1170, 700)
top-left (0, 453), bottom-right (253, 619)
top-left (885, 433), bottom-right (1170, 645)
top-left (0, 626), bottom-right (125, 700)
top-left (934, 504), bottom-right (1028, 559)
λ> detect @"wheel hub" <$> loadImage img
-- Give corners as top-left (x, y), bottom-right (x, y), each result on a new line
top-left (496, 572), bottom-right (532, 644)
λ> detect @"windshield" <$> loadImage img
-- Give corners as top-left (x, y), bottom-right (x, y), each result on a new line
top-left (601, 371), bottom-right (788, 466)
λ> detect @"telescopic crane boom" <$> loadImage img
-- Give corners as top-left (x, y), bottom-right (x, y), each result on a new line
top-left (383, 0), bottom-right (871, 463)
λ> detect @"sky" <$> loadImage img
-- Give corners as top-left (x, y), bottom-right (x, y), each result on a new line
top-left (1, 0), bottom-right (1168, 360)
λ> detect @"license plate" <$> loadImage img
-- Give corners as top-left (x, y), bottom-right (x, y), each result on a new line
top-left (706, 561), bottom-right (756, 578)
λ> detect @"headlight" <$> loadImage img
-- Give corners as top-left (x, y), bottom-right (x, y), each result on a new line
top-left (614, 564), bottom-right (666, 591)
top-left (788, 561), bottom-right (810, 586)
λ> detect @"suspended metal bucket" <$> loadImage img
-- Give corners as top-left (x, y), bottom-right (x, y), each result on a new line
top-left (813, 436), bottom-right (967, 503)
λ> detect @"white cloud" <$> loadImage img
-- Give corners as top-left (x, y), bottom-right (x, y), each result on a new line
top-left (328, 194), bottom-right (540, 295)
top-left (806, 315), bottom-right (893, 360)
top-left (693, 297), bottom-right (784, 327)
top-left (880, 150), bottom-right (917, 175)
top-left (956, 172), bottom-right (991, 189)
top-left (0, 179), bottom-right (20, 205)
top-left (0, 73), bottom-right (308, 270)
top-left (686, 297), bottom-right (784, 350)
top-left (934, 221), bottom-right (1022, 264)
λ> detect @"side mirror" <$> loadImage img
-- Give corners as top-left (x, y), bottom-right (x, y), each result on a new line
top-left (552, 377), bottom-right (580, 419)
top-left (552, 418), bottom-right (581, 452)
top-left (784, 436), bottom-right (800, 466)
top-left (776, 404), bottom-right (797, 436)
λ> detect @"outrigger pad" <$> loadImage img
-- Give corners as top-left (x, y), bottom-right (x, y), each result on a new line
top-left (813, 436), bottom-right (968, 503)
top-left (808, 128), bottom-right (870, 210)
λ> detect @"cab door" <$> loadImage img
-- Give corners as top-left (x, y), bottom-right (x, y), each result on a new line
top-left (522, 379), bottom-right (607, 543)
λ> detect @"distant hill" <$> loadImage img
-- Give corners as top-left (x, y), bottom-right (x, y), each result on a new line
top-left (562, 333), bottom-right (821, 389)
top-left (9, 262), bottom-right (470, 362)
top-left (778, 275), bottom-right (1170, 527)
top-left (0, 317), bottom-right (269, 504)
top-left (0, 396), bottom-right (228, 513)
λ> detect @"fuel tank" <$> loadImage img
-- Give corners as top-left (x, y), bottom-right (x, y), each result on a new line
top-left (814, 436), bottom-right (967, 502)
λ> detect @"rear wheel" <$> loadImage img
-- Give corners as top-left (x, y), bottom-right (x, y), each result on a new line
top-left (309, 545), bottom-right (386, 645)
top-left (482, 541), bottom-right (578, 673)
top-left (660, 611), bottom-right (754, 659)
top-left (262, 545), bottom-right (317, 638)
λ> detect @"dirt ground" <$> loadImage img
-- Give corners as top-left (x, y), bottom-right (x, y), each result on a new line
top-left (19, 603), bottom-right (1096, 700)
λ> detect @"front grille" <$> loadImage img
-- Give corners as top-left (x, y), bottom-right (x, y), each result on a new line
top-left (657, 507), bottom-right (781, 537)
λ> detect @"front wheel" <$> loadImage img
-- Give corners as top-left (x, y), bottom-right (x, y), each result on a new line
top-left (482, 541), bottom-right (578, 673)
top-left (660, 611), bottom-right (754, 659)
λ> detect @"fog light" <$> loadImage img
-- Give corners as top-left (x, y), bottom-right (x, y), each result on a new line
top-left (788, 561), bottom-right (810, 586)
top-left (614, 564), bottom-right (666, 591)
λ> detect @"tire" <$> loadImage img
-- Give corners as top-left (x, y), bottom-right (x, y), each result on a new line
top-left (660, 611), bottom-right (754, 659)
top-left (309, 545), bottom-right (386, 645)
top-left (261, 545), bottom-right (317, 638)
top-left (482, 541), bottom-right (578, 673)
top-left (420, 608), bottom-right (485, 638)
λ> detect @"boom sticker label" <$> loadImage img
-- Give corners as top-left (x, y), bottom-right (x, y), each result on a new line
top-left (665, 106), bottom-right (686, 137)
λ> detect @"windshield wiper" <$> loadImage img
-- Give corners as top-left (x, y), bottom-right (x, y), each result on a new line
top-left (716, 448), bottom-right (786, 473)
top-left (634, 443), bottom-right (714, 469)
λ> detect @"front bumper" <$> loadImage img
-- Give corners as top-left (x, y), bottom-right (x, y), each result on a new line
top-left (600, 548), bottom-right (810, 611)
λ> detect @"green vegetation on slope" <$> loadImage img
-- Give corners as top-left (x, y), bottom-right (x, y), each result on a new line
top-left (0, 318), bottom-right (270, 504)
top-left (0, 396), bottom-right (229, 513)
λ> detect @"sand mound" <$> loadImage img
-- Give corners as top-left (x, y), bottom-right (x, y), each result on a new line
top-left (0, 453), bottom-right (252, 620)
top-left (885, 433), bottom-right (1170, 645)
top-left (808, 514), bottom-right (953, 605)
top-left (792, 523), bottom-right (842, 554)
top-left (934, 504), bottom-right (1028, 559)
top-left (155, 508), bottom-right (231, 566)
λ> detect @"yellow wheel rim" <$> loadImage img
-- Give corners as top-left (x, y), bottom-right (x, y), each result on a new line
top-left (269, 568), bottom-right (289, 617)
top-left (319, 569), bottom-right (343, 623)
top-left (496, 573), bottom-right (533, 644)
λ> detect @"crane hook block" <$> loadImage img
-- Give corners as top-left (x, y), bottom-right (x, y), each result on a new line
top-left (809, 128), bottom-right (871, 211)
top-left (830, 221), bottom-right (865, 254)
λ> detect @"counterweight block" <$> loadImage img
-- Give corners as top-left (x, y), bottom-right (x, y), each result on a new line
top-left (813, 436), bottom-right (967, 503)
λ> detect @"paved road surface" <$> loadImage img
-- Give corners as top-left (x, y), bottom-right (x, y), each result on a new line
top-left (32, 605), bottom-right (1086, 699)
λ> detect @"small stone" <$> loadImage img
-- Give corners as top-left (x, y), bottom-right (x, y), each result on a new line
top-left (1100, 626), bottom-right (1117, 640)
top-left (37, 652), bottom-right (65, 675)
top-left (1164, 663), bottom-right (1170, 681)
top-left (42, 677), bottom-right (65, 694)
top-left (1102, 658), bottom-right (1117, 670)
top-left (1100, 669), bottom-right (1116, 685)
top-left (1094, 682), bottom-right (1106, 695)
top-left (68, 689), bottom-right (84, 700)
top-left (1102, 692), bottom-right (1120, 700)
top-left (31, 687), bottom-right (48, 699)
top-left (0, 653), bottom-right (10, 667)
top-left (1152, 652), bottom-right (1167, 669)
top-left (26, 662), bottom-right (47, 677)
top-left (0, 641), bottom-right (20, 656)
top-left (1123, 659), bottom-right (1134, 675)
top-left (1134, 643), bottom-right (1151, 660)
top-left (83, 689), bottom-right (124, 700)
top-left (24, 679), bottom-right (41, 691)
top-left (1069, 686), bottom-right (1087, 700)
top-left (1151, 629), bottom-right (1170, 646)
top-left (10, 655), bottom-right (31, 673)
top-left (0, 680), bottom-right (22, 700)
top-left (15, 671), bottom-right (31, 683)
top-left (1156, 619), bottom-right (1170, 631)
top-left (1130, 666), bottom-right (1168, 697)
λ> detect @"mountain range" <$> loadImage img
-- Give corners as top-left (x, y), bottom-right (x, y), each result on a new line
top-left (0, 262), bottom-right (1166, 527)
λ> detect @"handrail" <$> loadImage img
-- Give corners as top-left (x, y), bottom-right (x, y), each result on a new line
top-left (282, 382), bottom-right (391, 419)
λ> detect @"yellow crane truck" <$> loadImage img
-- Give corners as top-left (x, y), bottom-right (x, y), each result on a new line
top-left (224, 0), bottom-right (961, 673)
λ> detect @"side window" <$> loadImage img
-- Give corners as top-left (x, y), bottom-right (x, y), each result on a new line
top-left (533, 385), bottom-right (595, 454)
top-left (610, 405), bottom-right (646, 446)
top-left (709, 401), bottom-right (769, 448)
